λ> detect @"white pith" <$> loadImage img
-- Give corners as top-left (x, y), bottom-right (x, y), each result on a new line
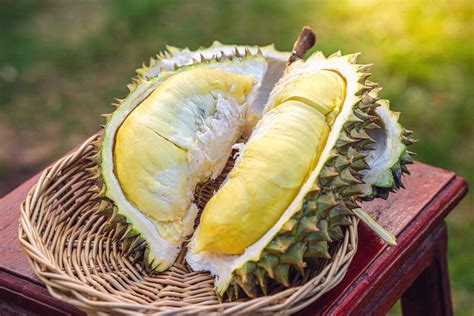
top-left (101, 57), bottom-right (268, 270)
top-left (186, 52), bottom-right (369, 294)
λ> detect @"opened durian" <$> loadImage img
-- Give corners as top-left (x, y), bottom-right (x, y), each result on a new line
top-left (92, 27), bottom-right (415, 297)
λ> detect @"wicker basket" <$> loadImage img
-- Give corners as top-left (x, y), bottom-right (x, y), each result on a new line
top-left (18, 134), bottom-right (359, 315)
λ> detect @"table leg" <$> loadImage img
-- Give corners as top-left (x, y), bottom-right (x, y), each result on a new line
top-left (401, 222), bottom-right (453, 316)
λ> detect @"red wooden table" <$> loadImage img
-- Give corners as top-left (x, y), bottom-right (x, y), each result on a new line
top-left (0, 162), bottom-right (468, 315)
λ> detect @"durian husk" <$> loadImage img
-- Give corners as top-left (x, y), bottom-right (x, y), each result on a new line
top-left (187, 51), bottom-right (415, 299)
top-left (89, 49), bottom-right (269, 272)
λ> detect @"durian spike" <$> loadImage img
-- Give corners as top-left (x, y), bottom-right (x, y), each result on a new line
top-left (289, 26), bottom-right (316, 64)
top-left (352, 208), bottom-right (397, 245)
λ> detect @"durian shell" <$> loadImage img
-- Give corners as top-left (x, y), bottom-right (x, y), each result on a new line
top-left (222, 52), bottom-right (414, 299)
top-left (91, 49), bottom-right (269, 272)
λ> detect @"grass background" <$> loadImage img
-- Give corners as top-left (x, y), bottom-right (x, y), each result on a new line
top-left (0, 0), bottom-right (472, 313)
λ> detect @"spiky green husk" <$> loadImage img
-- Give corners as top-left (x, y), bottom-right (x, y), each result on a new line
top-left (225, 53), bottom-right (414, 299)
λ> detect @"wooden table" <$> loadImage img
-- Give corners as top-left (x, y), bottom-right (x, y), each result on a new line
top-left (0, 162), bottom-right (468, 315)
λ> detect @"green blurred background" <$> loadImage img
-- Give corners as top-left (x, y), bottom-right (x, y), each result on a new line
top-left (0, 0), bottom-right (472, 313)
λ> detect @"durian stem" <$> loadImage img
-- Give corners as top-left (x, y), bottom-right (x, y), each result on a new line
top-left (289, 26), bottom-right (316, 64)
top-left (352, 208), bottom-right (397, 245)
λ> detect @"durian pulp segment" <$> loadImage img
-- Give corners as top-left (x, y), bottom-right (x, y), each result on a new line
top-left (114, 68), bottom-right (255, 243)
top-left (193, 70), bottom-right (346, 255)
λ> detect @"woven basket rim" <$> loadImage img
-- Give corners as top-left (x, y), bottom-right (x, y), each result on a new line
top-left (18, 134), bottom-right (359, 315)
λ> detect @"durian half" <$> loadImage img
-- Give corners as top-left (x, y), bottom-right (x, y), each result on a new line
top-left (186, 48), bottom-right (415, 297)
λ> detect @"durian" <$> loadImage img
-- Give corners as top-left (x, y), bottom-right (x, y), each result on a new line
top-left (186, 28), bottom-right (415, 297)
top-left (93, 45), bottom-right (291, 271)
top-left (92, 26), bottom-right (414, 298)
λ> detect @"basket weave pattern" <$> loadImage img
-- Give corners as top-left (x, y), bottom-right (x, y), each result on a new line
top-left (19, 135), bottom-right (359, 315)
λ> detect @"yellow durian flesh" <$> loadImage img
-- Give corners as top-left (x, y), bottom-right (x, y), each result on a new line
top-left (114, 68), bottom-right (255, 243)
top-left (194, 70), bottom-right (346, 254)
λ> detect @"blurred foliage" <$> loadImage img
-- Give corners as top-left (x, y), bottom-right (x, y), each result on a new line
top-left (0, 0), bottom-right (472, 314)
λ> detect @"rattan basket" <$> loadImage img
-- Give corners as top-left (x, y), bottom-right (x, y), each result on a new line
top-left (19, 134), bottom-right (359, 315)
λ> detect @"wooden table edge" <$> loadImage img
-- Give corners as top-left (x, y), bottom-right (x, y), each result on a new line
top-left (322, 175), bottom-right (468, 314)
